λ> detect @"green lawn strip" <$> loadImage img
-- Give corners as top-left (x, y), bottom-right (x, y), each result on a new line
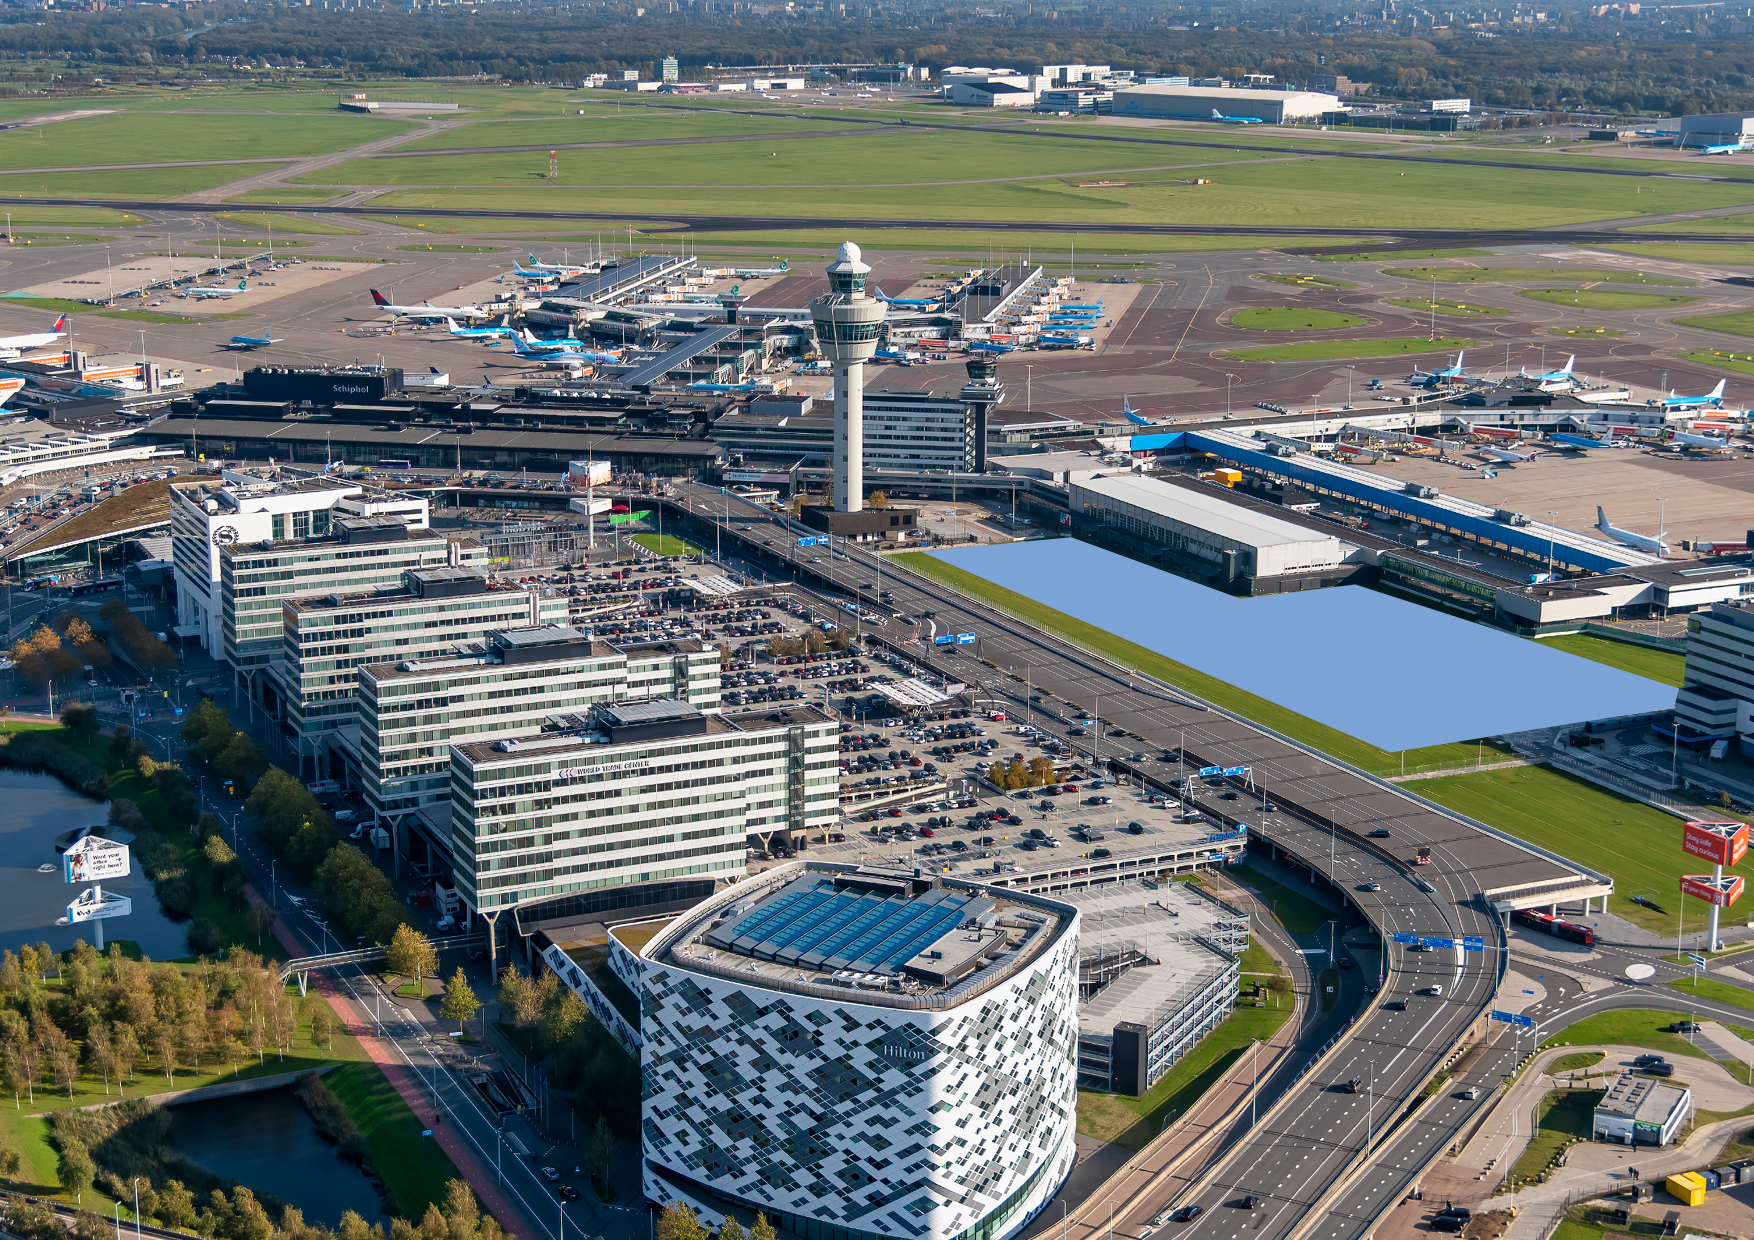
top-left (1551, 327), bottom-right (1623, 337)
top-left (1221, 337), bottom-right (1476, 361)
top-left (1519, 289), bottom-right (1700, 310)
top-left (1593, 243), bottom-right (1754, 267)
top-left (1384, 266), bottom-right (1695, 285)
top-left (0, 113), bottom-right (417, 171)
top-left (1676, 310), bottom-right (1754, 341)
top-left (224, 188), bottom-right (350, 206)
top-left (1385, 297), bottom-right (1505, 317)
top-left (1405, 765), bottom-right (1734, 937)
top-left (0, 295), bottom-right (106, 312)
top-left (214, 211), bottom-right (365, 235)
top-left (1550, 1052), bottom-right (1606, 1073)
top-left (1552, 1220), bottom-right (1605, 1240)
top-left (322, 1061), bottom-right (460, 1219)
top-left (1227, 865), bottom-right (1333, 935)
top-left (397, 244), bottom-right (504, 253)
top-left (391, 112), bottom-right (851, 152)
top-left (5, 233), bottom-right (117, 246)
top-left (1075, 1000), bottom-right (1290, 1149)
top-left (1675, 349), bottom-right (1754, 378)
top-left (561, 945), bottom-right (640, 1027)
top-left (0, 165), bottom-right (293, 200)
top-left (892, 550), bottom-right (1490, 775)
top-left (361, 215), bottom-right (676, 235)
top-left (1318, 968), bottom-right (1340, 1012)
top-left (1239, 939), bottom-right (1282, 975)
top-left (1258, 273), bottom-right (1359, 289)
top-left (1632, 217), bottom-right (1754, 235)
top-left (1534, 633), bottom-right (1685, 686)
top-left (1313, 248), bottom-right (1494, 262)
top-left (1540, 1011), bottom-right (1728, 1060)
top-left (1668, 975), bottom-right (1754, 1013)
top-left (1230, 306), bottom-right (1365, 331)
top-left (1509, 1088), bottom-right (1601, 1182)
top-left (632, 532), bottom-right (701, 556)
top-left (97, 310), bottom-right (212, 325)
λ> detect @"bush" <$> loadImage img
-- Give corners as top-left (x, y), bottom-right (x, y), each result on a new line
top-left (186, 918), bottom-right (225, 956)
top-left (98, 599), bottom-right (174, 672)
top-left (154, 874), bottom-right (192, 918)
top-left (107, 799), bottom-right (145, 835)
top-left (0, 731), bottom-right (108, 799)
top-left (315, 844), bottom-right (407, 945)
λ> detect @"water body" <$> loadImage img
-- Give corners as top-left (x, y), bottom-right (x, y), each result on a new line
top-left (0, 768), bottom-right (189, 959)
top-left (167, 1086), bottom-right (386, 1227)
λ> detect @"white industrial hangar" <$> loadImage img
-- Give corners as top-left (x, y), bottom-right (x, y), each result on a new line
top-left (1070, 473), bottom-right (1346, 578)
top-left (1114, 83), bottom-right (1341, 123)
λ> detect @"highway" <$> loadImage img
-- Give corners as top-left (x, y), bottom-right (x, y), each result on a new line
top-left (662, 481), bottom-right (1612, 1240)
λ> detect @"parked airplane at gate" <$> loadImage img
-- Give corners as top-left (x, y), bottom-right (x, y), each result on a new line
top-left (0, 315), bottom-right (67, 353)
top-left (1651, 379), bottom-right (1728, 411)
top-left (1597, 506), bottom-right (1670, 556)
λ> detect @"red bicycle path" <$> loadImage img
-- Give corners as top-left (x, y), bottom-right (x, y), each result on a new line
top-left (250, 884), bottom-right (540, 1240)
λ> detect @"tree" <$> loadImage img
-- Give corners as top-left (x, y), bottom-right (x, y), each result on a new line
top-left (308, 1006), bottom-right (334, 1056)
top-left (0, 1139), bottom-right (20, 1187)
top-left (750, 1214), bottom-right (777, 1240)
top-left (154, 1026), bottom-right (176, 1086)
top-left (1266, 974), bottom-right (1292, 1006)
top-left (245, 903), bottom-right (275, 947)
top-left (59, 704), bottom-right (99, 744)
top-left (497, 970), bottom-right (540, 1028)
top-left (717, 1219), bottom-right (746, 1240)
top-left (587, 1115), bottom-right (615, 1186)
top-left (655, 1204), bottom-right (706, 1240)
top-left (386, 924), bottom-right (439, 991)
top-left (440, 1180), bottom-right (480, 1240)
top-left (439, 968), bottom-right (480, 1029)
top-left (868, 491), bottom-right (889, 509)
top-left (58, 1137), bottom-right (94, 1205)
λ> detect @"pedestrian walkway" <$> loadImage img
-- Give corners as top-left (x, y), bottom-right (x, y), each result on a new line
top-left (250, 883), bottom-right (541, 1240)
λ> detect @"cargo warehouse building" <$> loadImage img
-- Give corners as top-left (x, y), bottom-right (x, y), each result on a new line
top-left (636, 861), bottom-right (1080, 1240)
top-left (1114, 83), bottom-right (1340, 123)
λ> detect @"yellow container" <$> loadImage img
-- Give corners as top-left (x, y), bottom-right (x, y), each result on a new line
top-left (1667, 1173), bottom-right (1706, 1207)
top-left (1215, 468), bottom-right (1242, 487)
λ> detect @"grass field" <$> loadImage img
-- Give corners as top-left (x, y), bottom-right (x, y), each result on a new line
top-left (1549, 1051), bottom-right (1606, 1073)
top-left (1384, 265), bottom-right (1696, 285)
top-left (1240, 939), bottom-right (1283, 975)
top-left (1228, 865), bottom-right (1334, 934)
top-left (0, 112), bottom-right (415, 171)
top-left (1594, 243), bottom-right (1754, 266)
top-left (1540, 1008), bottom-right (1745, 1060)
top-left (632, 533), bottom-right (701, 556)
top-left (1230, 306), bottom-right (1366, 331)
top-left (398, 243), bottom-right (503, 252)
top-left (1519, 288), bottom-right (1701, 309)
top-left (225, 187), bottom-right (349, 205)
top-left (1405, 764), bottom-right (1739, 936)
top-left (1669, 975), bottom-right (1754, 1014)
top-left (323, 1061), bottom-right (463, 1218)
top-left (1314, 248), bottom-right (1494, 262)
top-left (215, 211), bottom-right (364, 235)
top-left (1535, 632), bottom-right (1685, 685)
top-left (1551, 327), bottom-right (1623, 337)
top-left (1258, 273), bottom-right (1358, 289)
top-left (0, 164), bottom-right (290, 200)
top-left (1386, 296), bottom-right (1505, 317)
top-left (1223, 336), bottom-right (1475, 361)
top-left (1674, 349), bottom-right (1754, 378)
top-left (1675, 309), bottom-right (1754, 341)
top-left (1510, 1089), bottom-right (1600, 1182)
top-left (393, 111), bottom-right (862, 151)
top-left (1076, 999), bottom-right (1290, 1149)
top-left (894, 549), bottom-right (1505, 776)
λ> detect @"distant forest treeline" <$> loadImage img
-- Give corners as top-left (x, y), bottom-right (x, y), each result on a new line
top-left (0, 5), bottom-right (1750, 116)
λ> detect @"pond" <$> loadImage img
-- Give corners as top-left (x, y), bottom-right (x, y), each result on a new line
top-left (0, 768), bottom-right (189, 959)
top-left (167, 1085), bottom-right (386, 1226)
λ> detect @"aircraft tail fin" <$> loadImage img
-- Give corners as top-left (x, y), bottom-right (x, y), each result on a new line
top-left (1212, 109), bottom-right (1223, 118)
top-left (50, 314), bottom-right (66, 333)
top-left (1597, 506), bottom-right (1610, 530)
top-left (1561, 354), bottom-right (1575, 375)
top-left (370, 290), bottom-right (389, 305)
top-left (1710, 379), bottom-right (1727, 400)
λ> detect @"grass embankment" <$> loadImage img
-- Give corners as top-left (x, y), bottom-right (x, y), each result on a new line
top-left (1314, 248), bottom-right (1494, 262)
top-left (1223, 336), bottom-right (1475, 361)
top-left (632, 533), bottom-right (701, 557)
top-left (1227, 865), bottom-right (1333, 935)
top-left (1386, 296), bottom-right (1505, 317)
top-left (1230, 307), bottom-right (1365, 331)
top-left (893, 551), bottom-right (1501, 777)
top-left (397, 244), bottom-right (503, 253)
top-left (1669, 975), bottom-right (1754, 1014)
top-left (0, 112), bottom-right (416, 171)
top-left (1673, 349), bottom-right (1754, 378)
top-left (1595, 242), bottom-right (1754, 266)
top-left (1509, 1089), bottom-right (1602, 1183)
top-left (1535, 632), bottom-right (1685, 686)
top-left (5, 480), bottom-right (173, 564)
top-left (214, 211), bottom-right (365, 235)
top-left (1076, 1000), bottom-right (1291, 1150)
top-left (1406, 764), bottom-right (1739, 937)
top-left (1519, 289), bottom-right (1700, 310)
top-left (1676, 309), bottom-right (1754, 341)
top-left (323, 1061), bottom-right (461, 1219)
top-left (1384, 265), bottom-right (1695, 285)
top-left (1239, 939), bottom-right (1283, 975)
top-left (1550, 327), bottom-right (1622, 337)
top-left (0, 165), bottom-right (293, 200)
top-left (1540, 1009), bottom-right (1752, 1060)
top-left (1549, 1052), bottom-right (1606, 1074)
top-left (1258, 273), bottom-right (1357, 289)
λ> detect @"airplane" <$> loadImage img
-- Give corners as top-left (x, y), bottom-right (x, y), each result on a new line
top-left (519, 254), bottom-right (590, 276)
top-left (1550, 430), bottom-right (1613, 451)
top-left (509, 337), bottom-right (621, 367)
top-left (0, 377), bottom-right (25, 405)
top-left (0, 315), bottom-right (67, 353)
top-left (874, 347), bottom-right (921, 363)
top-left (1409, 351), bottom-right (1468, 385)
top-left (1699, 143), bottom-right (1748, 156)
top-left (1666, 426), bottom-right (1733, 449)
top-left (1039, 333), bottom-right (1092, 349)
top-left (1047, 315), bottom-right (1099, 325)
top-left (1597, 505), bottom-right (1671, 556)
top-left (1210, 109), bottom-right (1264, 125)
top-left (224, 332), bottom-right (283, 351)
top-left (1479, 445), bottom-right (1542, 463)
top-left (444, 315), bottom-right (516, 339)
top-left (189, 278), bottom-right (248, 300)
top-left (1121, 396), bottom-right (1151, 427)
top-left (369, 290), bottom-right (489, 322)
top-left (964, 340), bottom-right (1015, 355)
top-left (518, 328), bottom-right (590, 351)
top-left (1058, 302), bottom-right (1105, 312)
top-left (734, 259), bottom-right (789, 277)
top-left (1651, 379), bottom-right (1728, 411)
top-left (1529, 355), bottom-right (1577, 391)
top-left (872, 284), bottom-right (945, 310)
top-left (691, 380), bottom-right (781, 393)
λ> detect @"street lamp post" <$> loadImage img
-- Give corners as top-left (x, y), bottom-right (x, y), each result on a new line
top-left (1225, 373), bottom-right (1238, 419)
top-left (1346, 365), bottom-right (1355, 409)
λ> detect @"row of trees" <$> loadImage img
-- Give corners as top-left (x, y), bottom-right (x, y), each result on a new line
top-left (183, 698), bottom-right (272, 795)
top-left (656, 1203), bottom-right (779, 1240)
top-left (985, 756), bottom-right (1058, 790)
top-left (496, 968), bottom-right (640, 1140)
top-left (765, 627), bottom-right (852, 659)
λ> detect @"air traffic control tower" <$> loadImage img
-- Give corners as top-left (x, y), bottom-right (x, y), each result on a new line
top-left (810, 241), bottom-right (885, 513)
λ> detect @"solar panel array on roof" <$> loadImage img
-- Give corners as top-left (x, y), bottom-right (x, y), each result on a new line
top-left (706, 878), bottom-right (987, 976)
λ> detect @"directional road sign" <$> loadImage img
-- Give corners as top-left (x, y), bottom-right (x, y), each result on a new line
top-left (1489, 1010), bottom-right (1535, 1028)
top-left (1197, 766), bottom-right (1223, 777)
top-left (956, 633), bottom-right (977, 644)
top-left (1221, 765), bottom-right (1249, 777)
top-left (1392, 933), bottom-right (1419, 945)
top-left (1462, 936), bottom-right (1484, 953)
top-left (1687, 953), bottom-right (1709, 968)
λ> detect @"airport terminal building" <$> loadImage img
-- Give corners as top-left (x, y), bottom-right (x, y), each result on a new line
top-left (638, 862), bottom-right (1079, 1240)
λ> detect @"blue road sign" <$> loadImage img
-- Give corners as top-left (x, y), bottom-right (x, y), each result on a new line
top-left (956, 632), bottom-right (977, 644)
top-left (1687, 953), bottom-right (1708, 968)
top-left (796, 535), bottom-right (829, 547)
top-left (1221, 765), bottom-right (1249, 777)
top-left (1392, 932), bottom-right (1419, 945)
top-left (1197, 766), bottom-right (1223, 777)
top-left (1422, 936), bottom-right (1458, 950)
top-left (934, 635), bottom-right (954, 645)
top-left (1489, 1010), bottom-right (1535, 1028)
top-left (1463, 936), bottom-right (1484, 953)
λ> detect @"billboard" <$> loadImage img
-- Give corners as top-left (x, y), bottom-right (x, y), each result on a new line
top-left (66, 888), bottom-right (132, 924)
top-left (1680, 873), bottom-right (1746, 908)
top-left (64, 836), bottom-right (130, 884)
top-left (567, 459), bottom-right (612, 487)
top-left (1683, 820), bottom-right (1749, 868)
